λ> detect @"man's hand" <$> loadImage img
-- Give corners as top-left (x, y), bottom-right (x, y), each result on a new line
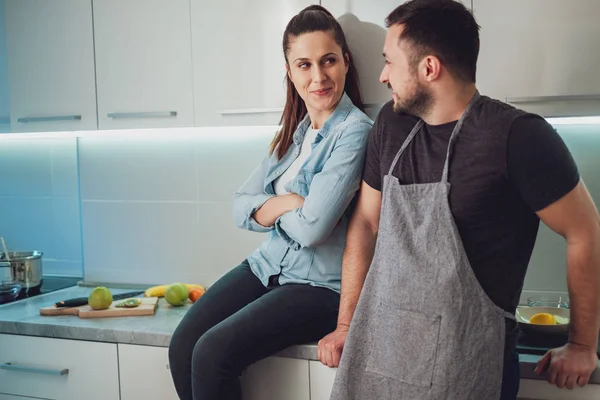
top-left (317, 325), bottom-right (350, 368)
top-left (535, 342), bottom-right (599, 389)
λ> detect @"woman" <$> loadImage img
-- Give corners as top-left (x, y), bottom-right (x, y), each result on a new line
top-left (168, 5), bottom-right (373, 399)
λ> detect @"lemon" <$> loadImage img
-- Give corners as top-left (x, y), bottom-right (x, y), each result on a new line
top-left (529, 312), bottom-right (556, 325)
top-left (88, 286), bottom-right (113, 310)
top-left (165, 283), bottom-right (188, 307)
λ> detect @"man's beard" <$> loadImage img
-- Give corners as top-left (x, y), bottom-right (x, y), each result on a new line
top-left (392, 82), bottom-right (433, 118)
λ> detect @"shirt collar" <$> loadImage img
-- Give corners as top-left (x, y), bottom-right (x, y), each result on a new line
top-left (292, 92), bottom-right (354, 145)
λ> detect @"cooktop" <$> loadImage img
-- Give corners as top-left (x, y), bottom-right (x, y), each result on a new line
top-left (516, 329), bottom-right (600, 358)
top-left (3, 276), bottom-right (80, 304)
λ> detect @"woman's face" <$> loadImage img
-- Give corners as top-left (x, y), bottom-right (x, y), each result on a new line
top-left (286, 31), bottom-right (349, 124)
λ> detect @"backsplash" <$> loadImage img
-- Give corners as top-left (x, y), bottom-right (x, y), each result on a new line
top-left (0, 137), bottom-right (82, 276)
top-left (0, 122), bottom-right (599, 293)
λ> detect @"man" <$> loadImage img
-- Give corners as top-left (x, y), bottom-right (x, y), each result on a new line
top-left (317, 0), bottom-right (600, 399)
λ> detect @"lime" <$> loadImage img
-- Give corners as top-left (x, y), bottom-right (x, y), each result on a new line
top-left (88, 287), bottom-right (113, 310)
top-left (165, 283), bottom-right (188, 307)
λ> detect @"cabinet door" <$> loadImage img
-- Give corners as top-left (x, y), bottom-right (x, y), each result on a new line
top-left (4, 0), bottom-right (97, 133)
top-left (322, 0), bottom-right (471, 119)
top-left (190, 0), bottom-right (315, 126)
top-left (93, 0), bottom-right (194, 130)
top-left (241, 357), bottom-right (310, 400)
top-left (118, 344), bottom-right (178, 400)
top-left (0, 395), bottom-right (46, 400)
top-left (474, 0), bottom-right (600, 117)
top-left (0, 334), bottom-right (119, 400)
top-left (309, 361), bottom-right (337, 400)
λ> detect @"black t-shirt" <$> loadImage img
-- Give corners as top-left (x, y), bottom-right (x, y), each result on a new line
top-left (363, 100), bottom-right (580, 356)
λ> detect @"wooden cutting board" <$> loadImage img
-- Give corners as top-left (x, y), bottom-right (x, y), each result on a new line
top-left (39, 297), bottom-right (159, 318)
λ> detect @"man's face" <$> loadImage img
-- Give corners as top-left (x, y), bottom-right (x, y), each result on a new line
top-left (380, 24), bottom-right (433, 117)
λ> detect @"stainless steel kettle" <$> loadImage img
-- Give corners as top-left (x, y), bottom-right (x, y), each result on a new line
top-left (0, 251), bottom-right (43, 290)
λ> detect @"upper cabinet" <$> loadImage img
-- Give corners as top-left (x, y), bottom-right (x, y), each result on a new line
top-left (4, 0), bottom-right (97, 133)
top-left (322, 0), bottom-right (472, 119)
top-left (473, 0), bottom-right (600, 117)
top-left (190, 0), bottom-right (316, 126)
top-left (93, 0), bottom-right (194, 130)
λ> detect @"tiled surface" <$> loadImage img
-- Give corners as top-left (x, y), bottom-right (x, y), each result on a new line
top-left (78, 130), bottom-right (273, 286)
top-left (0, 137), bottom-right (82, 276)
top-left (524, 123), bottom-right (600, 293)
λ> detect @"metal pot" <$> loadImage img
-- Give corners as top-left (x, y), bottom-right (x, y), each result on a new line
top-left (0, 251), bottom-right (43, 291)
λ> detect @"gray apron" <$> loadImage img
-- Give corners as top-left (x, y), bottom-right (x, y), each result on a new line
top-left (330, 92), bottom-right (515, 400)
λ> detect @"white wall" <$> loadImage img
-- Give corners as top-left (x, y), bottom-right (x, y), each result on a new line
top-left (0, 137), bottom-right (82, 276)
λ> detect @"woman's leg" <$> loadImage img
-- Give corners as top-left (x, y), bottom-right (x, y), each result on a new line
top-left (168, 260), bottom-right (267, 400)
top-left (191, 283), bottom-right (340, 400)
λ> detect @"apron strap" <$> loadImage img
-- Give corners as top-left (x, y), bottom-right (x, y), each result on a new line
top-left (441, 91), bottom-right (481, 183)
top-left (503, 310), bottom-right (516, 321)
top-left (386, 120), bottom-right (424, 177)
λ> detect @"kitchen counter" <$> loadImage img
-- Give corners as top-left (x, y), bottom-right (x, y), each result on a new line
top-left (1, 285), bottom-right (599, 385)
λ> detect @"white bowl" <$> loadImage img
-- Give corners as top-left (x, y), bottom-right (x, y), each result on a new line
top-left (516, 306), bottom-right (570, 336)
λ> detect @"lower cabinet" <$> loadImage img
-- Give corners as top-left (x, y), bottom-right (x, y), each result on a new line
top-left (241, 357), bottom-right (311, 400)
top-left (309, 361), bottom-right (337, 400)
top-left (0, 334), bottom-right (119, 400)
top-left (517, 378), bottom-right (600, 400)
top-left (118, 344), bottom-right (179, 400)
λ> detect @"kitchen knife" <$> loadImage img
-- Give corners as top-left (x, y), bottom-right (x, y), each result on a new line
top-left (53, 291), bottom-right (145, 308)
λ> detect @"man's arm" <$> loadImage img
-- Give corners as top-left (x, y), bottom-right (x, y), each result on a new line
top-left (317, 181), bottom-right (382, 367)
top-left (534, 180), bottom-right (600, 388)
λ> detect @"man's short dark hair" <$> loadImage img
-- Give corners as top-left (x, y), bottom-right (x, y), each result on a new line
top-left (385, 0), bottom-right (480, 83)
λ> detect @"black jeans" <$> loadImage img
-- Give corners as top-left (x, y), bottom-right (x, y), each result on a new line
top-left (168, 260), bottom-right (340, 400)
top-left (500, 350), bottom-right (521, 400)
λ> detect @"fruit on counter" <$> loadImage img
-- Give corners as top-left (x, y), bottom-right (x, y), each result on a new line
top-left (116, 298), bottom-right (141, 308)
top-left (144, 283), bottom-right (205, 298)
top-left (165, 283), bottom-right (189, 307)
top-left (529, 312), bottom-right (556, 325)
top-left (88, 286), bottom-right (113, 310)
top-left (189, 288), bottom-right (204, 303)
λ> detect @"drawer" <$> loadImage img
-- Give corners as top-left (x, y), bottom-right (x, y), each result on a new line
top-left (0, 334), bottom-right (119, 400)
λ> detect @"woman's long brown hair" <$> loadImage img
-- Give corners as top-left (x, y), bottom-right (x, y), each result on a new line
top-left (270, 5), bottom-right (365, 160)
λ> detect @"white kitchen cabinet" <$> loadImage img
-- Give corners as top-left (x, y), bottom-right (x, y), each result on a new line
top-left (4, 0), bottom-right (97, 133)
top-left (518, 378), bottom-right (600, 400)
top-left (0, 334), bottom-right (119, 400)
top-left (190, 0), bottom-right (315, 126)
top-left (241, 356), bottom-right (310, 400)
top-left (309, 361), bottom-right (337, 400)
top-left (322, 0), bottom-right (471, 119)
top-left (118, 344), bottom-right (178, 400)
top-left (93, 0), bottom-right (194, 130)
top-left (474, 0), bottom-right (600, 118)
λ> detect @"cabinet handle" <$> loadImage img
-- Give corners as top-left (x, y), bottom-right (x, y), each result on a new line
top-left (1, 362), bottom-right (69, 376)
top-left (506, 94), bottom-right (600, 104)
top-left (107, 111), bottom-right (177, 119)
top-left (17, 115), bottom-right (82, 123)
top-left (219, 107), bottom-right (284, 115)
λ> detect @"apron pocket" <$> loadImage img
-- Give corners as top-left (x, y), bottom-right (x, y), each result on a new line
top-left (365, 304), bottom-right (441, 388)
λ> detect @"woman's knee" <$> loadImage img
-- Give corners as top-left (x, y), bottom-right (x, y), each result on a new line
top-left (191, 325), bottom-right (239, 375)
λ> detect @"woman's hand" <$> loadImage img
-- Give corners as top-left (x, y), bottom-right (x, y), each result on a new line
top-left (253, 193), bottom-right (305, 227)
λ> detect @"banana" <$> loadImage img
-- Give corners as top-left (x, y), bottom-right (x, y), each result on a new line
top-left (144, 283), bottom-right (206, 297)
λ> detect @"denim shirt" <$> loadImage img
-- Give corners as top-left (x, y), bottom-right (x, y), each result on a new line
top-left (232, 93), bottom-right (373, 293)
